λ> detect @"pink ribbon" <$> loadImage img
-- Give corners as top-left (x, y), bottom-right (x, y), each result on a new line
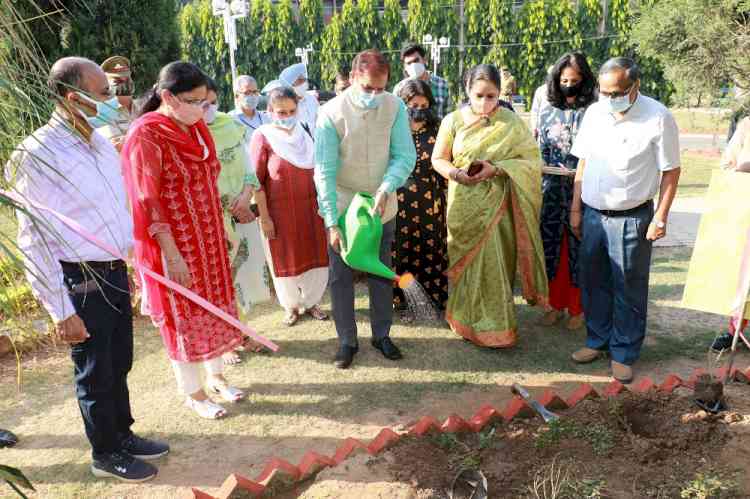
top-left (3, 190), bottom-right (279, 352)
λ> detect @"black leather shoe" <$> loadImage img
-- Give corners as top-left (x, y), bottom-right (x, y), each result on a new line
top-left (711, 332), bottom-right (736, 353)
top-left (334, 344), bottom-right (358, 369)
top-left (371, 337), bottom-right (403, 360)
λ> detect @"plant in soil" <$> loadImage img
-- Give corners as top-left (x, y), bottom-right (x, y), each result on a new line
top-left (680, 471), bottom-right (741, 499)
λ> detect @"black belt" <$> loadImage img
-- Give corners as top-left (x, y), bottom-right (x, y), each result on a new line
top-left (60, 260), bottom-right (127, 273)
top-left (588, 200), bottom-right (653, 218)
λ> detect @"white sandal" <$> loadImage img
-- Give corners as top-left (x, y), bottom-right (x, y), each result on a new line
top-left (185, 397), bottom-right (227, 419)
top-left (209, 383), bottom-right (245, 403)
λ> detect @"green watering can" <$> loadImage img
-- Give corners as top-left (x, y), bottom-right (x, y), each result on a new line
top-left (338, 192), bottom-right (414, 289)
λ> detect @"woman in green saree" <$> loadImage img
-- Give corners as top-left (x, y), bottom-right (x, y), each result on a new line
top-left (432, 64), bottom-right (548, 348)
top-left (205, 80), bottom-right (272, 362)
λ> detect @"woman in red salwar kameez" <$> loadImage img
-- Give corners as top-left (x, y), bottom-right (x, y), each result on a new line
top-left (123, 62), bottom-right (245, 419)
top-left (251, 86), bottom-right (329, 326)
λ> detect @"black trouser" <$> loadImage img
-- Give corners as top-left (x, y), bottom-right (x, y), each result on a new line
top-left (62, 261), bottom-right (134, 458)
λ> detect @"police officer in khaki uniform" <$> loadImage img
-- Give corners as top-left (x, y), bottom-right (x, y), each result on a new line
top-left (98, 55), bottom-right (135, 150)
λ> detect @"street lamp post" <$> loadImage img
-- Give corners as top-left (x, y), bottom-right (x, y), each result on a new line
top-left (295, 44), bottom-right (314, 67)
top-left (422, 34), bottom-right (451, 76)
top-left (212, 0), bottom-right (249, 92)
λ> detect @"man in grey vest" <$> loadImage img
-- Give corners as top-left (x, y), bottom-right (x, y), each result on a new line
top-left (314, 49), bottom-right (417, 369)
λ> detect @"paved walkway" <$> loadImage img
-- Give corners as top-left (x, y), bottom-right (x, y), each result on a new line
top-left (655, 197), bottom-right (706, 248)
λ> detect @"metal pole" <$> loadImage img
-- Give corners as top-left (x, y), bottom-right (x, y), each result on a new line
top-left (458, 0), bottom-right (465, 82)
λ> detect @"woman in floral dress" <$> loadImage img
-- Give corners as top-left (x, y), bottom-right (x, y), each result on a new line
top-left (537, 52), bottom-right (597, 330)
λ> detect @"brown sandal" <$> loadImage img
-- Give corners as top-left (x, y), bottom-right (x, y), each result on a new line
top-left (307, 306), bottom-right (329, 321)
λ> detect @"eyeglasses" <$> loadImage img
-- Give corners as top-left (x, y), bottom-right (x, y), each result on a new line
top-left (599, 85), bottom-right (634, 99)
top-left (177, 97), bottom-right (210, 109)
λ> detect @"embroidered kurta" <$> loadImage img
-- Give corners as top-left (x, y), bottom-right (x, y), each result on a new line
top-left (122, 112), bottom-right (244, 362)
top-left (392, 123), bottom-right (449, 310)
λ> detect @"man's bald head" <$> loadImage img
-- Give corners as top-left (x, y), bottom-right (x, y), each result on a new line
top-left (48, 57), bottom-right (107, 99)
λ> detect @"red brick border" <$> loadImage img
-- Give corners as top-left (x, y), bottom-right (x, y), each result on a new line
top-left (188, 368), bottom-right (749, 498)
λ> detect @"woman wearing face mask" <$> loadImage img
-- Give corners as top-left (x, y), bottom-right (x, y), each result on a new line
top-left (250, 86), bottom-right (329, 326)
top-left (392, 79), bottom-right (449, 317)
top-left (203, 78), bottom-right (271, 363)
top-left (123, 62), bottom-right (246, 419)
top-left (537, 52), bottom-right (597, 331)
top-left (431, 64), bottom-right (548, 348)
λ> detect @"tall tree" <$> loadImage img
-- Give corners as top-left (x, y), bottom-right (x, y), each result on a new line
top-left (298, 0), bottom-right (325, 85)
top-left (483, 0), bottom-right (514, 72)
top-left (633, 0), bottom-right (749, 105)
top-left (515, 0), bottom-right (554, 105)
top-left (381, 0), bottom-right (407, 88)
top-left (319, 10), bottom-right (345, 88)
top-left (463, 0), bottom-right (491, 74)
top-left (357, 0), bottom-right (381, 50)
top-left (275, 0), bottom-right (298, 74)
top-left (576, 0), bottom-right (606, 68)
top-left (179, 1), bottom-right (229, 104)
top-left (21, 0), bottom-right (181, 95)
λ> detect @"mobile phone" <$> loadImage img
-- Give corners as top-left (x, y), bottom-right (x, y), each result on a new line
top-left (467, 161), bottom-right (483, 177)
top-left (250, 204), bottom-right (260, 217)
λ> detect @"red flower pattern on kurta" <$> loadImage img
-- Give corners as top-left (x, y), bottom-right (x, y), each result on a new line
top-left (122, 112), bottom-right (244, 362)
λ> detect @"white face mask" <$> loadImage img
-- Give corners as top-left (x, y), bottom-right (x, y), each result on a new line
top-left (204, 104), bottom-right (219, 124)
top-left (294, 81), bottom-right (309, 98)
top-left (405, 62), bottom-right (426, 79)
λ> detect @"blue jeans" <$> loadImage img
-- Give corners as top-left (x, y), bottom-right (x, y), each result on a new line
top-left (580, 203), bottom-right (654, 365)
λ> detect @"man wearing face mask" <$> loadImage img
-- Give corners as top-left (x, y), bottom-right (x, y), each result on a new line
top-left (392, 43), bottom-right (451, 121)
top-left (5, 57), bottom-right (168, 482)
top-left (569, 57), bottom-right (681, 384)
top-left (315, 49), bottom-right (417, 369)
top-left (229, 75), bottom-right (269, 137)
top-left (97, 55), bottom-right (136, 151)
top-left (266, 63), bottom-right (319, 134)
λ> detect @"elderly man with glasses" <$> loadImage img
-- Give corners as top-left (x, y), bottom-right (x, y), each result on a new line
top-left (569, 57), bottom-right (681, 384)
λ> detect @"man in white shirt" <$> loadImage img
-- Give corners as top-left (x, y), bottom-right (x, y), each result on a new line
top-left (229, 74), bottom-right (269, 137)
top-left (569, 57), bottom-right (681, 383)
top-left (6, 57), bottom-right (168, 482)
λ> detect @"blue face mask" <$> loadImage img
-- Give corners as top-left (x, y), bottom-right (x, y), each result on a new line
top-left (601, 88), bottom-right (634, 114)
top-left (273, 115), bottom-right (297, 130)
top-left (356, 88), bottom-right (383, 109)
top-left (77, 93), bottom-right (121, 127)
top-left (242, 95), bottom-right (259, 110)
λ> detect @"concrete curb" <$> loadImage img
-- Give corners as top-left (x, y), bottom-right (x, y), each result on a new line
top-left (188, 367), bottom-right (750, 498)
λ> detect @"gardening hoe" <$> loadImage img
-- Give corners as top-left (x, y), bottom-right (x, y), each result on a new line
top-left (511, 383), bottom-right (560, 423)
top-left (724, 228), bottom-right (750, 385)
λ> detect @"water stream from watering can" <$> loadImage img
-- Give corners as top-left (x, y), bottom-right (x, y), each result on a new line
top-left (401, 279), bottom-right (442, 322)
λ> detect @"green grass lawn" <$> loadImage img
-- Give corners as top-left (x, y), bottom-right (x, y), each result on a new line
top-left (678, 151), bottom-right (718, 198)
top-left (0, 133), bottom-right (734, 498)
top-left (672, 108), bottom-right (731, 135)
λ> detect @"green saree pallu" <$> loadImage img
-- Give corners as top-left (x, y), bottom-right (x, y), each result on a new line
top-left (441, 109), bottom-right (548, 347)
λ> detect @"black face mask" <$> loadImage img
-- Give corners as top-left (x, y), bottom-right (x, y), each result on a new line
top-left (408, 107), bottom-right (433, 123)
top-left (560, 82), bottom-right (582, 98)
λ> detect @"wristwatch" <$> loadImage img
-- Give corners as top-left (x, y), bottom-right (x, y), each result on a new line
top-left (654, 220), bottom-right (666, 229)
